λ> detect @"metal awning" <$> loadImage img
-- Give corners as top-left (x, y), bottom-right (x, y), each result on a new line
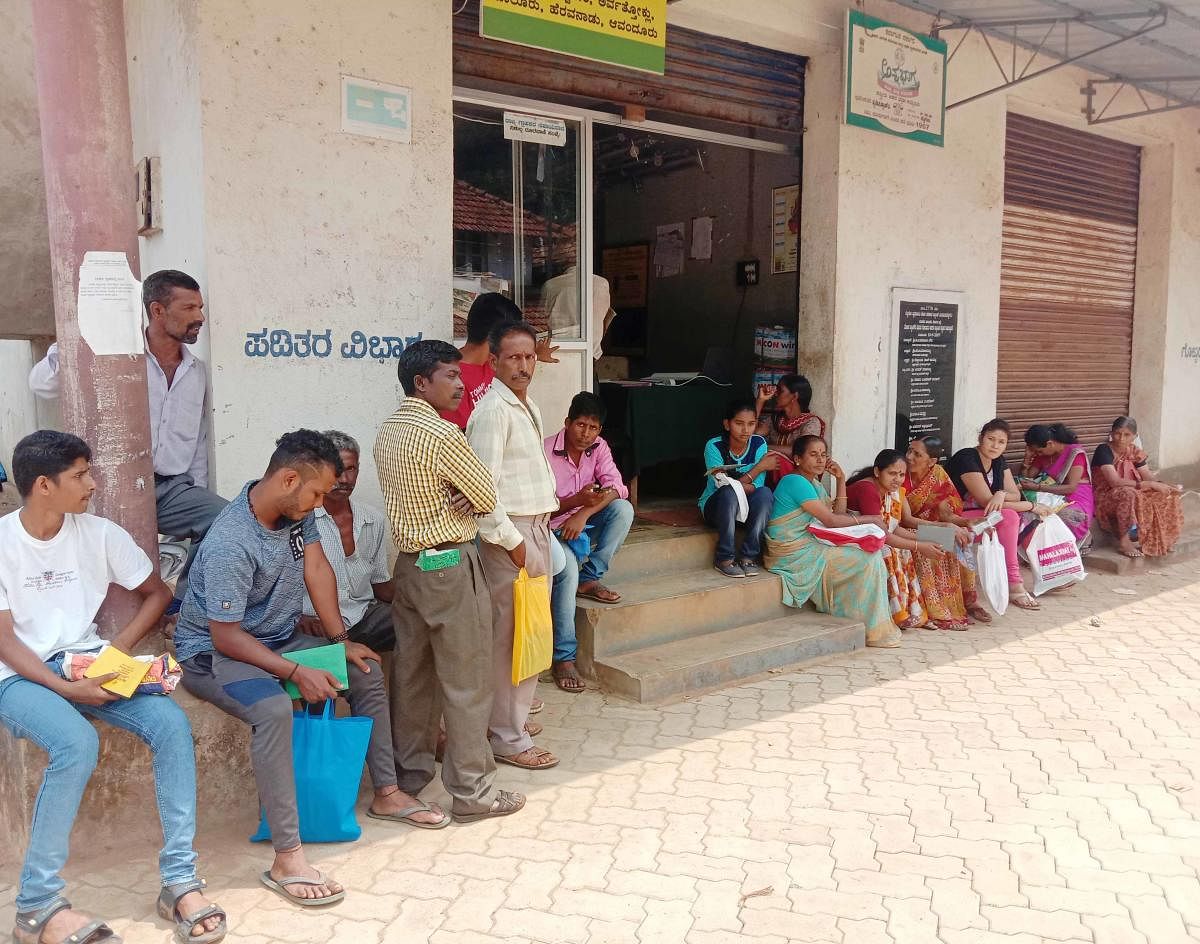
top-left (891, 1), bottom-right (1200, 123)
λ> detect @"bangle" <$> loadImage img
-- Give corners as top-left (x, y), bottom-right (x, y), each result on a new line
top-left (330, 630), bottom-right (351, 643)
top-left (285, 663), bottom-right (298, 681)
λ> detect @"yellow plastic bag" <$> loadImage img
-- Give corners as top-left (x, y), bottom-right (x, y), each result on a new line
top-left (512, 567), bottom-right (552, 686)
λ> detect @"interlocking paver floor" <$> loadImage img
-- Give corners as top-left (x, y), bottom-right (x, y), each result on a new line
top-left (3, 562), bottom-right (1199, 943)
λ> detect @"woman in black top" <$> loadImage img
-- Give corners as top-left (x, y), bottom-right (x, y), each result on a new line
top-left (948, 419), bottom-right (1051, 611)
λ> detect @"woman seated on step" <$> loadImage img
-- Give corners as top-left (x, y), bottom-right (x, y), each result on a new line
top-left (948, 419), bottom-right (1051, 612)
top-left (754, 373), bottom-right (826, 486)
top-left (904, 436), bottom-right (984, 627)
top-left (1018, 423), bottom-right (1094, 551)
top-left (764, 435), bottom-right (897, 648)
top-left (845, 449), bottom-right (954, 631)
top-left (699, 399), bottom-right (778, 579)
top-left (1092, 415), bottom-right (1184, 559)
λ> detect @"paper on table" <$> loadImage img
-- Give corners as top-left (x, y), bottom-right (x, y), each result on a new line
top-left (77, 252), bottom-right (144, 356)
top-left (84, 646), bottom-right (152, 698)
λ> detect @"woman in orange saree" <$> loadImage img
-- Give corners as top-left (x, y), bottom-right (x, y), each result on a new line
top-left (903, 436), bottom-right (982, 626)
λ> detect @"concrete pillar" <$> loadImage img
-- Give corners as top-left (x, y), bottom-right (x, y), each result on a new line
top-left (29, 0), bottom-right (157, 633)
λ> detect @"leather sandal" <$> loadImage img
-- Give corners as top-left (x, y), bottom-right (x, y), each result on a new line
top-left (156, 879), bottom-right (227, 944)
top-left (495, 745), bottom-right (559, 770)
top-left (13, 898), bottom-right (119, 944)
top-left (451, 789), bottom-right (527, 824)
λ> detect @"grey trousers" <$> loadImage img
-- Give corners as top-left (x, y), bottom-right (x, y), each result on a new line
top-left (348, 600), bottom-right (395, 653)
top-left (390, 542), bottom-right (497, 814)
top-left (180, 632), bottom-right (394, 851)
top-left (155, 474), bottom-right (228, 593)
top-left (479, 514), bottom-right (551, 756)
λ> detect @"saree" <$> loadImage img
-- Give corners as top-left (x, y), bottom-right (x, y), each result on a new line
top-left (761, 412), bottom-right (826, 487)
top-left (1023, 447), bottom-right (1094, 546)
top-left (764, 480), bottom-right (896, 648)
top-left (1094, 447), bottom-right (1183, 557)
top-left (903, 465), bottom-right (971, 628)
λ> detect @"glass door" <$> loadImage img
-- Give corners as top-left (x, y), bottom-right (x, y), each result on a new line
top-left (452, 98), bottom-right (591, 424)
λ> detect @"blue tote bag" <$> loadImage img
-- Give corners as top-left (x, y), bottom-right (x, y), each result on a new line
top-left (250, 700), bottom-right (373, 843)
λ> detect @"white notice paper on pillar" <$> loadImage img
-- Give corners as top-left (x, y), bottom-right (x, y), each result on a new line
top-left (690, 216), bottom-right (713, 260)
top-left (77, 252), bottom-right (144, 356)
top-left (654, 222), bottom-right (686, 278)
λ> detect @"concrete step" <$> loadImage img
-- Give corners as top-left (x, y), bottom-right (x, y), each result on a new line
top-left (605, 522), bottom-right (715, 584)
top-left (575, 567), bottom-right (790, 661)
top-left (1086, 527), bottom-right (1200, 576)
top-left (593, 611), bottom-right (864, 703)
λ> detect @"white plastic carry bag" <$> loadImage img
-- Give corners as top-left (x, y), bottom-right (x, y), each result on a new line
top-left (975, 530), bottom-right (1008, 617)
top-left (1026, 513), bottom-right (1086, 596)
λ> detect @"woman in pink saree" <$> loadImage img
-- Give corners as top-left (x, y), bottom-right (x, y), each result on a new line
top-left (1018, 424), bottom-right (1094, 548)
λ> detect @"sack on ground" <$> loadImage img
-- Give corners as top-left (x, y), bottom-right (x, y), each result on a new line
top-left (250, 700), bottom-right (372, 844)
top-left (808, 523), bottom-right (887, 553)
top-left (975, 531), bottom-right (1008, 616)
top-left (512, 566), bottom-right (553, 686)
top-left (1027, 513), bottom-right (1086, 596)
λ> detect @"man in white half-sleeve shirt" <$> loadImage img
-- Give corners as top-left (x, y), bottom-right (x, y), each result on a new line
top-left (29, 270), bottom-right (227, 604)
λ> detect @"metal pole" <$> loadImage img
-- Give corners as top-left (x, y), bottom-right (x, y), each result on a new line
top-left (30, 0), bottom-right (157, 635)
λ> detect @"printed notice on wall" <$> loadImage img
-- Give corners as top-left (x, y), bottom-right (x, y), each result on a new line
top-left (653, 223), bottom-right (685, 278)
top-left (480, 0), bottom-right (667, 75)
top-left (845, 10), bottom-right (946, 147)
top-left (771, 185), bottom-right (800, 274)
top-left (503, 112), bottom-right (568, 146)
top-left (77, 252), bottom-right (144, 356)
top-left (892, 290), bottom-right (961, 452)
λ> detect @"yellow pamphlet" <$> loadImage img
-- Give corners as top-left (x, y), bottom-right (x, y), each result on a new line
top-left (83, 646), bottom-right (151, 698)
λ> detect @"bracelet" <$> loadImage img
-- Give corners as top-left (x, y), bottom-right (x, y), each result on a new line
top-left (330, 630), bottom-right (351, 643)
top-left (285, 663), bottom-right (298, 681)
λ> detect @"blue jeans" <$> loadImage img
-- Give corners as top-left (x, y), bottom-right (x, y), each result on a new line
top-left (0, 663), bottom-right (199, 913)
top-left (551, 499), bottom-right (635, 663)
top-left (702, 485), bottom-right (773, 563)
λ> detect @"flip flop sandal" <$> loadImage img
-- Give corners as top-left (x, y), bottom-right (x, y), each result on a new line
top-left (365, 798), bottom-right (450, 829)
top-left (14, 898), bottom-right (120, 944)
top-left (552, 663), bottom-right (586, 694)
top-left (577, 584), bottom-right (621, 603)
top-left (156, 880), bottom-right (227, 944)
top-left (529, 698), bottom-right (544, 715)
top-left (259, 871), bottom-right (345, 907)
top-left (1009, 593), bottom-right (1041, 611)
top-left (966, 605), bottom-right (992, 624)
top-left (451, 789), bottom-right (526, 824)
top-left (495, 746), bottom-right (559, 770)
top-left (525, 721), bottom-right (543, 738)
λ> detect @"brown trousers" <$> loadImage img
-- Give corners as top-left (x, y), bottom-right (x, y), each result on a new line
top-left (389, 541), bottom-right (497, 814)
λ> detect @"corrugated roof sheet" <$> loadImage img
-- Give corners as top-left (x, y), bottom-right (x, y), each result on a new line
top-left (895, 0), bottom-right (1200, 106)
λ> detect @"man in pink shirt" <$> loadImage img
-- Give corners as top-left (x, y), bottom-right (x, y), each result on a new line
top-left (543, 392), bottom-right (634, 692)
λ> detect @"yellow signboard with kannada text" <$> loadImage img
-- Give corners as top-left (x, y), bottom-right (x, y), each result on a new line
top-left (480, 0), bottom-right (667, 75)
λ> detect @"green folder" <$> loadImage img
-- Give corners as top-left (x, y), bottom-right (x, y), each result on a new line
top-left (282, 643), bottom-right (348, 699)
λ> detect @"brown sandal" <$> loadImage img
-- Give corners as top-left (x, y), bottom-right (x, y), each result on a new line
top-left (451, 789), bottom-right (527, 824)
top-left (1009, 592), bottom-right (1041, 611)
top-left (552, 660), bottom-right (586, 694)
top-left (966, 605), bottom-right (992, 624)
top-left (495, 746), bottom-right (559, 770)
top-left (577, 582), bottom-right (621, 603)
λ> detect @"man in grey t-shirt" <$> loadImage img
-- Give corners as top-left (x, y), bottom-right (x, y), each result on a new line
top-left (177, 430), bottom-right (448, 909)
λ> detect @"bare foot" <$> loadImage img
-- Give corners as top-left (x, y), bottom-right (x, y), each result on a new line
top-left (15, 907), bottom-right (101, 944)
top-left (175, 890), bottom-right (224, 936)
top-left (271, 847), bottom-right (344, 902)
top-left (1118, 535), bottom-right (1143, 558)
top-left (369, 786), bottom-right (445, 825)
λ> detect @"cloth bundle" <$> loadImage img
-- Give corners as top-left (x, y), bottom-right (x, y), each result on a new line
top-left (807, 523), bottom-right (887, 553)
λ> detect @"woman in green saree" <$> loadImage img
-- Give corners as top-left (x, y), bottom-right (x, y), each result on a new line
top-left (764, 435), bottom-right (897, 648)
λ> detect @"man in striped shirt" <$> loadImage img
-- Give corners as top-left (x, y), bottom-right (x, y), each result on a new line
top-left (374, 340), bottom-right (526, 824)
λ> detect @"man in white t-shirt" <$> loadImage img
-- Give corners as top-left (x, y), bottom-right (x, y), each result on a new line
top-left (0, 431), bottom-right (227, 944)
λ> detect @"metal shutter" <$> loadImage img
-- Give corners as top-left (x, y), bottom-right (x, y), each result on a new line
top-left (997, 113), bottom-right (1140, 458)
top-left (451, 1), bottom-right (804, 137)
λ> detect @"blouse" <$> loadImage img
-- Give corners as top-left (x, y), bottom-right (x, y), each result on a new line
top-left (949, 447), bottom-right (1007, 500)
top-left (771, 473), bottom-right (824, 518)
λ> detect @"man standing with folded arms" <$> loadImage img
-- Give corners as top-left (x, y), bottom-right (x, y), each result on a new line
top-left (467, 321), bottom-right (560, 771)
top-left (374, 340), bottom-right (526, 822)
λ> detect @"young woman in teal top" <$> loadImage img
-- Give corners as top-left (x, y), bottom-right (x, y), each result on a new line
top-left (700, 400), bottom-right (778, 578)
top-left (765, 435), bottom-right (897, 647)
